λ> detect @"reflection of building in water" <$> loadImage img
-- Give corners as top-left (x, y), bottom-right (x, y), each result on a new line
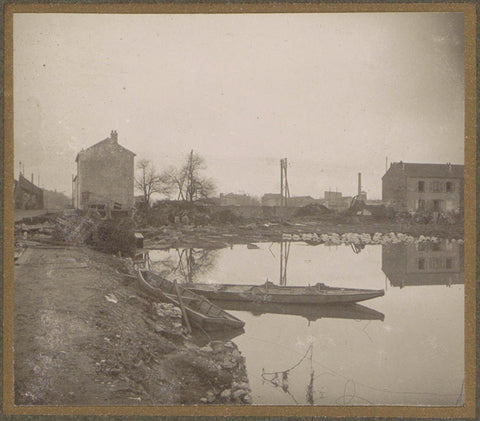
top-left (382, 240), bottom-right (464, 288)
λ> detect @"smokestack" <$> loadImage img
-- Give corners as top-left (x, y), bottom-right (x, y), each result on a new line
top-left (110, 130), bottom-right (118, 142)
top-left (358, 172), bottom-right (362, 196)
top-left (31, 173), bottom-right (34, 183)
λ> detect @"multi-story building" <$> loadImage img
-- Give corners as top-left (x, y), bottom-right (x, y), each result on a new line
top-left (14, 173), bottom-right (44, 210)
top-left (73, 130), bottom-right (135, 215)
top-left (382, 162), bottom-right (464, 212)
top-left (323, 191), bottom-right (352, 211)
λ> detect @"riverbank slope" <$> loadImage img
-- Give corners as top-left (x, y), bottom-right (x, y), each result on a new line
top-left (14, 245), bottom-right (250, 405)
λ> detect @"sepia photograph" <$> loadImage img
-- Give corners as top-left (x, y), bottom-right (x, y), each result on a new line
top-left (4, 4), bottom-right (475, 416)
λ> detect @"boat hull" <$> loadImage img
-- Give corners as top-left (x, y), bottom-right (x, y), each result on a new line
top-left (137, 271), bottom-right (245, 331)
top-left (183, 283), bottom-right (385, 305)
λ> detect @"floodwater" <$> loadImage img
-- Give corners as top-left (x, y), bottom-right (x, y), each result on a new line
top-left (148, 239), bottom-right (465, 406)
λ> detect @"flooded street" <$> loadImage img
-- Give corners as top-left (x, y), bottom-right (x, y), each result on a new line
top-left (149, 240), bottom-right (464, 406)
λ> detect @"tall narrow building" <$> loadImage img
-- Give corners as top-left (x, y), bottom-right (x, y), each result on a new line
top-left (73, 130), bottom-right (135, 215)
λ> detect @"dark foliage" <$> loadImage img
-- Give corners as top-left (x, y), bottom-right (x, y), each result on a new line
top-left (88, 218), bottom-right (135, 255)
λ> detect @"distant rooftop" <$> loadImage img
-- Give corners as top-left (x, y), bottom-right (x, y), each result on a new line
top-left (384, 162), bottom-right (464, 179)
top-left (76, 130), bottom-right (135, 162)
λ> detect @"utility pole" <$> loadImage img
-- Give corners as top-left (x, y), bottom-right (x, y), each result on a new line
top-left (280, 158), bottom-right (290, 207)
top-left (280, 159), bottom-right (283, 206)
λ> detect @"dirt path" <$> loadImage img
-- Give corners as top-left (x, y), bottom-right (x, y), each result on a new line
top-left (14, 246), bottom-right (250, 406)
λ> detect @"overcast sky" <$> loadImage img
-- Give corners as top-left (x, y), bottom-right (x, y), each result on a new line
top-left (14, 12), bottom-right (464, 199)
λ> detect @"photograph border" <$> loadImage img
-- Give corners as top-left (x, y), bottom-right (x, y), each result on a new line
top-left (2, 2), bottom-right (477, 417)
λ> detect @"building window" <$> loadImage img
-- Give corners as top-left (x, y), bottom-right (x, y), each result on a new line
top-left (418, 258), bottom-right (425, 270)
top-left (430, 257), bottom-right (443, 270)
top-left (418, 199), bottom-right (425, 211)
top-left (433, 200), bottom-right (442, 211)
top-left (418, 181), bottom-right (425, 192)
top-left (446, 258), bottom-right (453, 269)
top-left (80, 191), bottom-right (90, 205)
top-left (446, 181), bottom-right (454, 192)
top-left (431, 181), bottom-right (442, 192)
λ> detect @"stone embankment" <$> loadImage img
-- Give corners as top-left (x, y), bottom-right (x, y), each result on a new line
top-left (141, 220), bottom-right (464, 250)
top-left (282, 231), bottom-right (464, 245)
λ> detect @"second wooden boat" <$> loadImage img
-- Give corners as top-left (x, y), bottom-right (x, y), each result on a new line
top-left (137, 270), bottom-right (245, 331)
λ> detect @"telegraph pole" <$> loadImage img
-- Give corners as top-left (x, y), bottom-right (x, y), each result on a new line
top-left (280, 158), bottom-right (290, 207)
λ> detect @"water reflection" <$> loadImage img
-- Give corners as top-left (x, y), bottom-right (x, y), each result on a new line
top-left (350, 243), bottom-right (366, 254)
top-left (147, 241), bottom-right (464, 405)
top-left (191, 327), bottom-right (245, 348)
top-left (382, 239), bottom-right (464, 288)
top-left (151, 242), bottom-right (293, 285)
top-left (279, 241), bottom-right (291, 286)
top-left (211, 300), bottom-right (384, 323)
top-left (261, 344), bottom-right (315, 405)
top-left (150, 248), bottom-right (219, 283)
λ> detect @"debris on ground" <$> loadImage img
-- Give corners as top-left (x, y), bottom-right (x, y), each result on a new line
top-left (54, 215), bottom-right (96, 244)
top-left (14, 246), bottom-right (251, 406)
top-left (294, 203), bottom-right (334, 218)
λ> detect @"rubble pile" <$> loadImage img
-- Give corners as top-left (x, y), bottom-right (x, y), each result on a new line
top-left (294, 203), bottom-right (334, 218)
top-left (55, 215), bottom-right (96, 244)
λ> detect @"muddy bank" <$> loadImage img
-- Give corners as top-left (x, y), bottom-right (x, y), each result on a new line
top-left (141, 219), bottom-right (464, 249)
top-left (14, 246), bottom-right (250, 405)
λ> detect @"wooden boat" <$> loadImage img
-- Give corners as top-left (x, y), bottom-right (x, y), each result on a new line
top-left (182, 281), bottom-right (384, 305)
top-left (209, 300), bottom-right (385, 322)
top-left (137, 270), bottom-right (245, 331)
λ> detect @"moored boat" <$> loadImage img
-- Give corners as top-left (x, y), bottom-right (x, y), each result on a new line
top-left (137, 270), bottom-right (245, 331)
top-left (182, 281), bottom-right (384, 304)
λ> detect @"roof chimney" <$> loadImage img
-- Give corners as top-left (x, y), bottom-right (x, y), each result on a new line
top-left (110, 130), bottom-right (118, 142)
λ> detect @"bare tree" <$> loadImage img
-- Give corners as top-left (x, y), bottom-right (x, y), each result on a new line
top-left (167, 150), bottom-right (216, 202)
top-left (135, 159), bottom-right (173, 207)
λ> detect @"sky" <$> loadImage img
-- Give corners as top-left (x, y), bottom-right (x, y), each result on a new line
top-left (13, 12), bottom-right (465, 199)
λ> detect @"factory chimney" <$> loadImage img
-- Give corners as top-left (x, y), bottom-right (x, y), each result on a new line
top-left (358, 172), bottom-right (362, 196)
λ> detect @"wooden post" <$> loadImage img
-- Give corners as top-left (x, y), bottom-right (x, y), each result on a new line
top-left (280, 159), bottom-right (284, 207)
top-left (174, 280), bottom-right (192, 334)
